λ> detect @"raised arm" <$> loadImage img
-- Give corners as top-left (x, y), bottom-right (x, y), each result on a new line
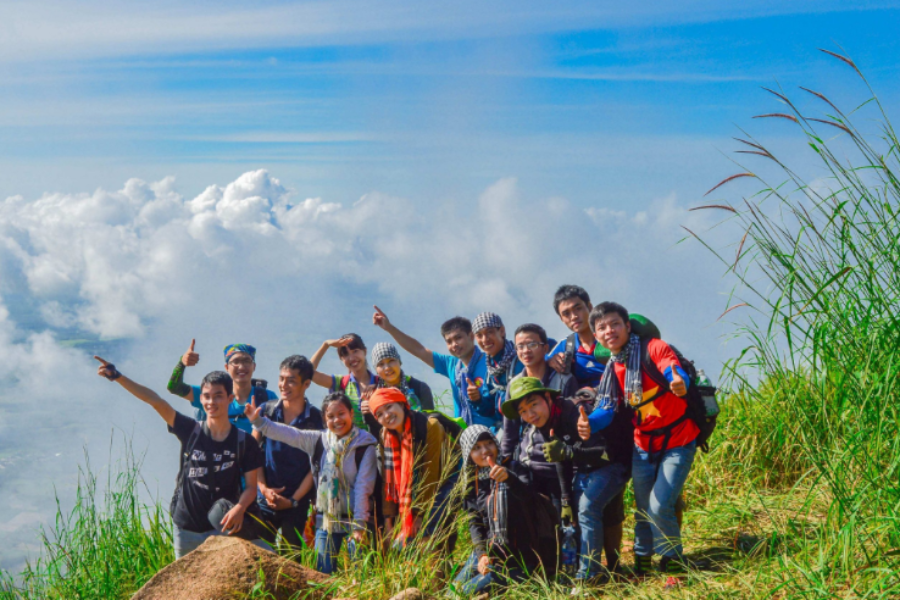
top-left (245, 405), bottom-right (322, 455)
top-left (95, 356), bottom-right (177, 426)
top-left (310, 338), bottom-right (352, 388)
top-left (166, 339), bottom-right (199, 401)
top-left (372, 305), bottom-right (435, 368)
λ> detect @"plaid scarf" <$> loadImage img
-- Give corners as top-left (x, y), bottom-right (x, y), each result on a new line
top-left (317, 427), bottom-right (358, 533)
top-left (382, 415), bottom-right (415, 541)
top-left (376, 372), bottom-right (421, 410)
top-left (454, 346), bottom-right (483, 425)
top-left (485, 339), bottom-right (516, 397)
top-left (596, 333), bottom-right (643, 420)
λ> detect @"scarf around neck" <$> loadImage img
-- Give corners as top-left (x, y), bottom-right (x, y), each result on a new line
top-left (376, 372), bottom-right (421, 410)
top-left (317, 427), bottom-right (359, 533)
top-left (595, 333), bottom-right (643, 419)
top-left (382, 415), bottom-right (415, 541)
top-left (454, 346), bottom-right (483, 425)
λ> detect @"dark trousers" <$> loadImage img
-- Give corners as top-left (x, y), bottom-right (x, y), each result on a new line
top-left (258, 495), bottom-right (313, 550)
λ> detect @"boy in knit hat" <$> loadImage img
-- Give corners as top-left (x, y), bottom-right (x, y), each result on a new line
top-left (453, 425), bottom-right (559, 595)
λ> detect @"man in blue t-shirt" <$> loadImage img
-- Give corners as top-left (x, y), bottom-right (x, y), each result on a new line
top-left (167, 340), bottom-right (278, 433)
top-left (471, 312), bottom-right (524, 413)
top-left (547, 285), bottom-right (609, 388)
top-left (372, 306), bottom-right (499, 428)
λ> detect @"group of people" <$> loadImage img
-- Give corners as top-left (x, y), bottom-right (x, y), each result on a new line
top-left (93, 284), bottom-right (707, 594)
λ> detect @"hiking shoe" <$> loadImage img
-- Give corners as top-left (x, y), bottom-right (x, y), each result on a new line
top-left (658, 555), bottom-right (686, 575)
top-left (633, 554), bottom-right (654, 578)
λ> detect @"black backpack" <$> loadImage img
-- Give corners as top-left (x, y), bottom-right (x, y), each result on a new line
top-left (638, 338), bottom-right (719, 456)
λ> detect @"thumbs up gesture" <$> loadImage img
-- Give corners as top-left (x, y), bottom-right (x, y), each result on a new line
top-left (182, 339), bottom-right (199, 367)
top-left (670, 366), bottom-right (687, 397)
top-left (372, 305), bottom-right (391, 330)
top-left (577, 405), bottom-right (591, 441)
top-left (486, 455), bottom-right (508, 482)
top-left (466, 376), bottom-right (481, 402)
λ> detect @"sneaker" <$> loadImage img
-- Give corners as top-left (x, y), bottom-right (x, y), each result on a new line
top-left (633, 554), bottom-right (654, 578)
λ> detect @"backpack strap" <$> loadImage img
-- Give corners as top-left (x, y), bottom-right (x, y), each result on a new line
top-left (171, 422), bottom-right (204, 516)
top-left (562, 333), bottom-right (577, 376)
top-left (341, 375), bottom-right (352, 391)
top-left (355, 445), bottom-right (368, 470)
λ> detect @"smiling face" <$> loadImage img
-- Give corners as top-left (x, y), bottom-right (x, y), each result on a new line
top-left (200, 383), bottom-right (234, 419)
top-left (278, 367), bottom-right (311, 402)
top-left (324, 400), bottom-right (353, 437)
top-left (225, 352), bottom-right (255, 385)
top-left (375, 357), bottom-right (402, 386)
top-left (557, 297), bottom-right (592, 335)
top-left (593, 312), bottom-right (631, 354)
top-left (515, 331), bottom-right (547, 368)
top-left (374, 401), bottom-right (407, 432)
top-left (516, 392), bottom-right (552, 428)
top-left (475, 326), bottom-right (506, 357)
top-left (340, 347), bottom-right (367, 373)
top-left (443, 328), bottom-right (475, 359)
top-left (469, 438), bottom-right (499, 468)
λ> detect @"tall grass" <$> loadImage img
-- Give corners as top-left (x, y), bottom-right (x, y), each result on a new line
top-left (692, 48), bottom-right (900, 596)
top-left (0, 446), bottom-right (173, 600)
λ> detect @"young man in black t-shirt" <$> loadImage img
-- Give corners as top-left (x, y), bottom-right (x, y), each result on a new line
top-left (94, 356), bottom-right (266, 558)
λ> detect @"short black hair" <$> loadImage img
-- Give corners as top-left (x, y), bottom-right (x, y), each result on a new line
top-left (514, 323), bottom-right (548, 345)
top-left (588, 301), bottom-right (630, 331)
top-left (279, 355), bottom-right (314, 382)
top-left (553, 285), bottom-right (591, 315)
top-left (200, 371), bottom-right (233, 395)
top-left (440, 316), bottom-right (472, 338)
top-left (336, 333), bottom-right (366, 359)
top-left (321, 391), bottom-right (354, 416)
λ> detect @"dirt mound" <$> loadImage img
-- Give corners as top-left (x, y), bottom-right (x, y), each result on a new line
top-left (131, 536), bottom-right (331, 600)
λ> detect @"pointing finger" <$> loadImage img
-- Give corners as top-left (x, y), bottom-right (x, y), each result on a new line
top-left (93, 355), bottom-right (109, 366)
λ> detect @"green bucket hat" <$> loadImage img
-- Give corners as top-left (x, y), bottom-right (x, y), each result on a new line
top-left (500, 376), bottom-right (559, 420)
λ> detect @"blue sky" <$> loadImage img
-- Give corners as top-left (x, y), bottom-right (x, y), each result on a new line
top-left (2, 1), bottom-right (899, 204)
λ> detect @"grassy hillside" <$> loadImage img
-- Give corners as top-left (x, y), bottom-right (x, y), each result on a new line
top-left (4, 50), bottom-right (900, 599)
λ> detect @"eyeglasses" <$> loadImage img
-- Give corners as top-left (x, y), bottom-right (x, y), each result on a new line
top-left (515, 341), bottom-right (544, 351)
top-left (228, 357), bottom-right (254, 366)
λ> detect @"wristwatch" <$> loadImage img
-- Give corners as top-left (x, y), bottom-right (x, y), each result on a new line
top-left (290, 498), bottom-right (299, 508)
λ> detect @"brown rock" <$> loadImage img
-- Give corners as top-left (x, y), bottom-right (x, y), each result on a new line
top-left (131, 536), bottom-right (331, 600)
top-left (387, 589), bottom-right (425, 600)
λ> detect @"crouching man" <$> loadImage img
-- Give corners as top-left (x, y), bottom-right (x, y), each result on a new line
top-left (94, 356), bottom-right (268, 558)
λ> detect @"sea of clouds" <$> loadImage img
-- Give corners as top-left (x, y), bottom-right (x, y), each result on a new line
top-left (0, 169), bottom-right (734, 571)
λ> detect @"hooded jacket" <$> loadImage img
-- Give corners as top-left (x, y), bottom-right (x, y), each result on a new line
top-left (251, 417), bottom-right (378, 532)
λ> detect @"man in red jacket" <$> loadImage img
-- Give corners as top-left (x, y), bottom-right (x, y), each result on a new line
top-left (579, 301), bottom-right (696, 588)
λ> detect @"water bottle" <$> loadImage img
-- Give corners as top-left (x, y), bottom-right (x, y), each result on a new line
top-left (695, 369), bottom-right (720, 417)
top-left (696, 369), bottom-right (712, 388)
top-left (560, 524), bottom-right (578, 576)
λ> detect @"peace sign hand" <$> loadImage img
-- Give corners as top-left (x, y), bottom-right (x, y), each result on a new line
top-left (244, 402), bottom-right (264, 424)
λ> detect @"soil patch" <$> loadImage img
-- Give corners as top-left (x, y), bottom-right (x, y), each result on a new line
top-left (131, 536), bottom-right (332, 600)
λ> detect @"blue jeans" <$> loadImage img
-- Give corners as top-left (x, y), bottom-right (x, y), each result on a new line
top-left (314, 528), bottom-right (359, 574)
top-left (450, 550), bottom-right (525, 596)
top-left (573, 462), bottom-right (629, 579)
top-left (632, 441), bottom-right (696, 559)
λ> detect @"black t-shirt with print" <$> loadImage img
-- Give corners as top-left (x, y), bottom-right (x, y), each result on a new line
top-left (168, 412), bottom-right (264, 533)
